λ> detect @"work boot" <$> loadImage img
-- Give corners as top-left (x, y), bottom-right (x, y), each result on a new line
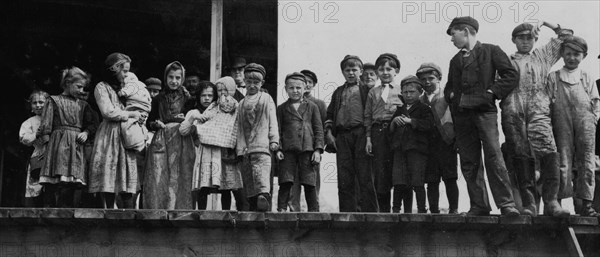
top-left (257, 193), bottom-right (271, 212)
top-left (514, 157), bottom-right (537, 216)
top-left (540, 152), bottom-right (570, 217)
top-left (500, 206), bottom-right (520, 216)
top-left (580, 200), bottom-right (600, 217)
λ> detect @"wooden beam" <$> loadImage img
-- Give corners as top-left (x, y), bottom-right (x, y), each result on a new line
top-left (563, 227), bottom-right (585, 257)
top-left (209, 0), bottom-right (223, 82)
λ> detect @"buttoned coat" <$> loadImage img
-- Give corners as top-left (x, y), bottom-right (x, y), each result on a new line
top-left (277, 99), bottom-right (324, 153)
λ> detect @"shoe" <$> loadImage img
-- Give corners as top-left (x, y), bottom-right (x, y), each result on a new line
top-left (465, 209), bottom-right (490, 216)
top-left (501, 206), bottom-right (520, 217)
top-left (580, 200), bottom-right (600, 217)
top-left (448, 209), bottom-right (458, 214)
top-left (257, 194), bottom-right (271, 212)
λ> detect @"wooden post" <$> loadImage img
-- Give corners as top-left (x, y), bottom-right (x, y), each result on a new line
top-left (210, 0), bottom-right (223, 82)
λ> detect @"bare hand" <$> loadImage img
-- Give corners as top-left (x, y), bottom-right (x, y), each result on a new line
top-left (76, 131), bottom-right (89, 144)
top-left (276, 151), bottom-right (285, 161)
top-left (139, 112), bottom-right (148, 124)
top-left (311, 151), bottom-right (321, 164)
top-left (365, 138), bottom-right (373, 156)
top-left (392, 116), bottom-right (405, 127)
top-left (399, 115), bottom-right (412, 125)
top-left (156, 120), bottom-right (167, 129)
top-left (269, 142), bottom-right (279, 152)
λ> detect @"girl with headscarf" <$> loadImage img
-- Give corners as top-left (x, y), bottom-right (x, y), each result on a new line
top-left (180, 78), bottom-right (244, 210)
top-left (88, 53), bottom-right (141, 209)
top-left (144, 61), bottom-right (195, 209)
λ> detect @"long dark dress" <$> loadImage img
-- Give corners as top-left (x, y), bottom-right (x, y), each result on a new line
top-left (144, 87), bottom-right (195, 209)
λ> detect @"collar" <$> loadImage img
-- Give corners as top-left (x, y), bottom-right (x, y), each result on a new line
top-left (511, 52), bottom-right (531, 59)
top-left (461, 40), bottom-right (480, 54)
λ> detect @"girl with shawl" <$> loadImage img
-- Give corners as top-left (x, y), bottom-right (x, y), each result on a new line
top-left (144, 61), bottom-right (195, 210)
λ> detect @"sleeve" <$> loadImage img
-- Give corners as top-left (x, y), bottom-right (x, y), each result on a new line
top-left (118, 83), bottom-right (136, 97)
top-left (588, 74), bottom-right (600, 120)
top-left (325, 88), bottom-right (338, 131)
top-left (444, 60), bottom-right (455, 104)
top-left (536, 37), bottom-right (563, 68)
top-left (490, 45), bottom-right (519, 99)
top-left (411, 105), bottom-right (434, 131)
top-left (38, 97), bottom-right (55, 136)
top-left (312, 104), bottom-right (324, 151)
top-left (82, 102), bottom-right (98, 136)
top-left (95, 83), bottom-right (129, 122)
top-left (363, 89), bottom-right (375, 138)
top-left (318, 100), bottom-right (327, 127)
top-left (236, 101), bottom-right (247, 156)
top-left (19, 118), bottom-right (36, 146)
top-left (545, 71), bottom-right (558, 106)
top-left (147, 95), bottom-right (161, 131)
top-left (179, 109), bottom-right (199, 136)
top-left (276, 105), bottom-right (283, 147)
top-left (267, 95), bottom-right (279, 144)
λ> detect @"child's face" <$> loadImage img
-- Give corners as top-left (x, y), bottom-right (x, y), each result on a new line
top-left (231, 67), bottom-right (245, 85)
top-left (305, 77), bottom-right (315, 93)
top-left (116, 62), bottom-right (131, 84)
top-left (148, 88), bottom-right (160, 98)
top-left (513, 34), bottom-right (536, 54)
top-left (30, 94), bottom-right (46, 116)
top-left (361, 68), bottom-right (378, 88)
top-left (216, 82), bottom-right (229, 97)
top-left (199, 87), bottom-right (214, 108)
top-left (185, 76), bottom-right (201, 96)
top-left (418, 73), bottom-right (440, 94)
top-left (65, 79), bottom-right (86, 99)
top-left (450, 29), bottom-right (468, 49)
top-left (166, 69), bottom-right (183, 90)
top-left (342, 65), bottom-right (362, 84)
top-left (377, 62), bottom-right (398, 84)
top-left (561, 46), bottom-right (585, 70)
top-left (244, 77), bottom-right (263, 96)
top-left (401, 84), bottom-right (421, 105)
top-left (285, 79), bottom-right (305, 101)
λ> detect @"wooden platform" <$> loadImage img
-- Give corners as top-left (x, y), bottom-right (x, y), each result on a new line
top-left (1, 208), bottom-right (599, 256)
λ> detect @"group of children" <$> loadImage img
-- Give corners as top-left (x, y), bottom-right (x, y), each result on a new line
top-left (18, 16), bottom-right (599, 216)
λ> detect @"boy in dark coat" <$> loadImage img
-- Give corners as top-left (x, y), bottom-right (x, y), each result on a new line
top-left (325, 55), bottom-right (378, 212)
top-left (444, 16), bottom-right (520, 216)
top-left (390, 76), bottom-right (433, 213)
top-left (275, 72), bottom-right (324, 212)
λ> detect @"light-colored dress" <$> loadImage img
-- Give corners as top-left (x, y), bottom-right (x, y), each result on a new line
top-left (88, 82), bottom-right (139, 194)
top-left (39, 95), bottom-right (93, 185)
top-left (19, 115), bottom-right (45, 197)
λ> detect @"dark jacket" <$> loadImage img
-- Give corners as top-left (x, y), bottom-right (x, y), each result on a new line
top-left (390, 100), bottom-right (433, 154)
top-left (444, 41), bottom-right (518, 112)
top-left (277, 99), bottom-right (324, 153)
top-left (325, 82), bottom-right (370, 136)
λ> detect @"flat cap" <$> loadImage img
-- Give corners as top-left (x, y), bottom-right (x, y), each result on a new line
top-left (144, 77), bottom-right (162, 90)
top-left (562, 36), bottom-right (588, 54)
top-left (340, 55), bottom-right (363, 70)
top-left (285, 72), bottom-right (307, 84)
top-left (447, 16), bottom-right (479, 35)
top-left (363, 62), bottom-right (376, 70)
top-left (375, 53), bottom-right (401, 69)
top-left (416, 62), bottom-right (442, 77)
top-left (400, 75), bottom-right (424, 88)
top-left (512, 23), bottom-right (535, 37)
top-left (300, 69), bottom-right (318, 83)
top-left (244, 63), bottom-right (266, 79)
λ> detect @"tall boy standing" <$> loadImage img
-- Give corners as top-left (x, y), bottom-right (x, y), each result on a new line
top-left (444, 16), bottom-right (520, 216)
top-left (325, 55), bottom-right (378, 212)
top-left (364, 53), bottom-right (404, 212)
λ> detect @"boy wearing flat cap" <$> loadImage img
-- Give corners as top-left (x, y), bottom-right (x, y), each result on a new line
top-left (279, 69), bottom-right (328, 212)
top-left (502, 21), bottom-right (574, 217)
top-left (546, 36), bottom-right (600, 217)
top-left (364, 53), bottom-right (404, 213)
top-left (416, 62), bottom-right (461, 214)
top-left (445, 16), bottom-right (520, 216)
top-left (390, 76), bottom-right (434, 213)
top-left (236, 63), bottom-right (280, 212)
top-left (325, 55), bottom-right (378, 212)
top-left (275, 72), bottom-right (324, 212)
top-left (361, 63), bottom-right (378, 89)
top-left (145, 77), bottom-right (162, 99)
